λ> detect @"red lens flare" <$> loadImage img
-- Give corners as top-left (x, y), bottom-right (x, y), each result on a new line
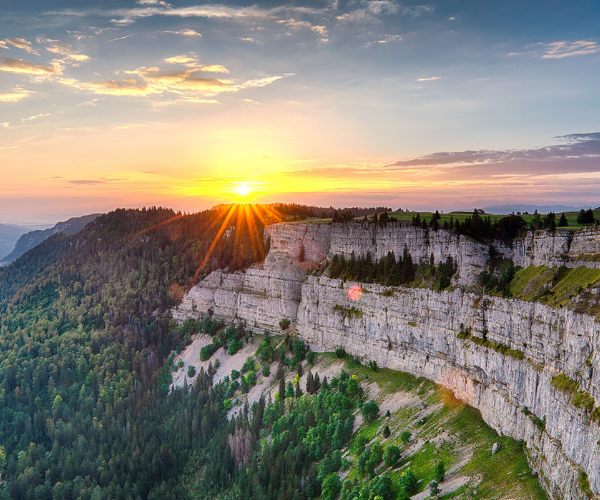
top-left (347, 285), bottom-right (362, 301)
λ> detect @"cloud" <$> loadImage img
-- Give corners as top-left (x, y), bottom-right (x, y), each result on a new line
top-left (3, 38), bottom-right (35, 53)
top-left (417, 76), bottom-right (440, 81)
top-left (39, 38), bottom-right (90, 61)
top-left (111, 18), bottom-right (136, 25)
top-left (86, 4), bottom-right (326, 26)
top-left (541, 40), bottom-right (599, 59)
top-left (0, 57), bottom-right (61, 75)
top-left (164, 55), bottom-right (196, 64)
top-left (162, 55), bottom-right (229, 73)
top-left (161, 29), bottom-right (202, 37)
top-left (336, 1), bottom-right (433, 22)
top-left (137, 0), bottom-right (172, 6)
top-left (401, 5), bottom-right (434, 18)
top-left (336, 0), bottom-right (394, 22)
top-left (77, 97), bottom-right (101, 106)
top-left (387, 132), bottom-right (600, 173)
top-left (237, 73), bottom-right (294, 89)
top-left (365, 34), bottom-right (401, 46)
top-left (21, 113), bottom-right (50, 122)
top-left (277, 19), bottom-right (329, 37)
top-left (104, 34), bottom-right (134, 43)
top-left (1, 122), bottom-right (9, 128)
top-left (129, 67), bottom-right (235, 95)
top-left (67, 178), bottom-right (125, 185)
top-left (188, 63), bottom-right (229, 73)
top-left (0, 87), bottom-right (35, 102)
top-left (83, 78), bottom-right (156, 96)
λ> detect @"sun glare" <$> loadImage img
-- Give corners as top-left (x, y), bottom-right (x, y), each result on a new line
top-left (236, 183), bottom-right (251, 197)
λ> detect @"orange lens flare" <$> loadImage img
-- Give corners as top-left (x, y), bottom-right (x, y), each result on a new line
top-left (348, 285), bottom-right (362, 301)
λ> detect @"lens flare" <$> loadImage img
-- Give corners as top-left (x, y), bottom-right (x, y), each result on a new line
top-left (347, 285), bottom-right (362, 301)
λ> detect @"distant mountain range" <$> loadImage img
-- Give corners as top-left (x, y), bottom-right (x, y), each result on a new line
top-left (481, 204), bottom-right (594, 215)
top-left (0, 214), bottom-right (101, 265)
top-left (0, 223), bottom-right (29, 262)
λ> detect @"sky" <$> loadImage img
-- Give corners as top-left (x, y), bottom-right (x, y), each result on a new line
top-left (1, 0), bottom-right (600, 225)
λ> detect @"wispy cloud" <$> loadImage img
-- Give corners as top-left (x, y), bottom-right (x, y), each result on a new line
top-left (164, 55), bottom-right (196, 64)
top-left (77, 97), bottom-right (101, 107)
top-left (137, 0), bottom-right (173, 7)
top-left (67, 177), bottom-right (125, 185)
top-left (0, 57), bottom-right (61, 75)
top-left (38, 38), bottom-right (90, 62)
top-left (337, 1), bottom-right (432, 23)
top-left (0, 87), bottom-right (35, 102)
top-left (236, 73), bottom-right (294, 89)
top-left (387, 132), bottom-right (600, 172)
top-left (510, 40), bottom-right (600, 59)
top-left (417, 76), bottom-right (440, 81)
top-left (161, 29), bottom-right (202, 37)
top-left (239, 37), bottom-right (262, 45)
top-left (104, 34), bottom-right (134, 43)
top-left (21, 113), bottom-right (50, 122)
top-left (64, 4), bottom-right (326, 27)
top-left (82, 78), bottom-right (156, 96)
top-left (364, 34), bottom-right (401, 46)
top-left (541, 40), bottom-right (599, 59)
top-left (2, 38), bottom-right (36, 54)
top-left (276, 18), bottom-right (329, 39)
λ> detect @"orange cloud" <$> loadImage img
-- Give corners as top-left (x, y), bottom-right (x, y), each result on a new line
top-left (0, 57), bottom-right (61, 75)
top-left (85, 78), bottom-right (156, 96)
top-left (164, 55), bottom-right (196, 64)
top-left (136, 67), bottom-right (236, 94)
top-left (0, 87), bottom-right (35, 102)
top-left (4, 38), bottom-right (34, 53)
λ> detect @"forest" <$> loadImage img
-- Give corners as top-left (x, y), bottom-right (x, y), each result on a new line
top-left (0, 204), bottom-right (307, 499)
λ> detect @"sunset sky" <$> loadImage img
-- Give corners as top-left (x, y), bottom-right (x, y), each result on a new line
top-left (1, 0), bottom-right (600, 224)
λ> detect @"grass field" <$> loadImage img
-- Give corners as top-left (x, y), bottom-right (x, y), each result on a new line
top-left (297, 208), bottom-right (600, 231)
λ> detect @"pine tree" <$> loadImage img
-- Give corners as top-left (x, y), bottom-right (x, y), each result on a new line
top-left (558, 212), bottom-right (568, 227)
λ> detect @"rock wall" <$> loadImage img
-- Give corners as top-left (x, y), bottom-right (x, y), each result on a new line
top-left (264, 222), bottom-right (490, 285)
top-left (297, 277), bottom-right (600, 499)
top-left (174, 221), bottom-right (600, 499)
top-left (498, 226), bottom-right (600, 270)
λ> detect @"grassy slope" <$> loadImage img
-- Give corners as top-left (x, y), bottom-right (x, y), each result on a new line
top-left (489, 265), bottom-right (600, 316)
top-left (327, 354), bottom-right (547, 500)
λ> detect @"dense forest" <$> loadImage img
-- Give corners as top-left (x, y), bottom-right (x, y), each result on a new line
top-left (0, 204), bottom-right (309, 499)
top-left (327, 250), bottom-right (457, 290)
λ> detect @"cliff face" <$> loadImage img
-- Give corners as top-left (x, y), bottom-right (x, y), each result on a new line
top-left (174, 221), bottom-right (600, 499)
top-left (298, 278), bottom-right (599, 499)
top-left (498, 226), bottom-right (600, 270)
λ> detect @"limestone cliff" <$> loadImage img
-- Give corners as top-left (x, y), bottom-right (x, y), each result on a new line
top-left (174, 221), bottom-right (600, 499)
top-left (498, 226), bottom-right (600, 270)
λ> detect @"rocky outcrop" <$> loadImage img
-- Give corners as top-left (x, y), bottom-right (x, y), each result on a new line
top-left (498, 226), bottom-right (600, 270)
top-left (174, 221), bottom-right (600, 499)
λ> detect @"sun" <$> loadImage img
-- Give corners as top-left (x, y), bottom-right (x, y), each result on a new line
top-left (235, 183), bottom-right (251, 197)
